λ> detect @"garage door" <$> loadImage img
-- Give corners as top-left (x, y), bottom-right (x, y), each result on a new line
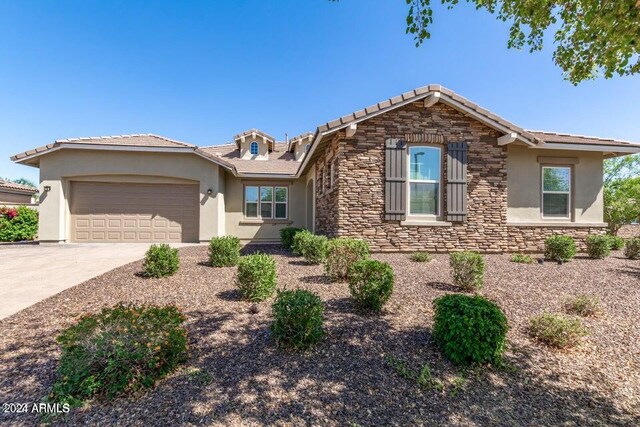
top-left (70, 182), bottom-right (199, 243)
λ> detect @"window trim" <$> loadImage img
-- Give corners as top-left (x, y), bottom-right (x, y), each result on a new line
top-left (541, 165), bottom-right (572, 220)
top-left (244, 184), bottom-right (289, 220)
top-left (406, 145), bottom-right (442, 219)
top-left (249, 141), bottom-right (259, 155)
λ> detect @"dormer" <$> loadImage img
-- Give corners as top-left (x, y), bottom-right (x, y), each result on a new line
top-left (288, 132), bottom-right (314, 161)
top-left (234, 129), bottom-right (275, 160)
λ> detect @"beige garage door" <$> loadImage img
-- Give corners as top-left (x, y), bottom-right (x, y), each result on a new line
top-left (70, 182), bottom-right (199, 243)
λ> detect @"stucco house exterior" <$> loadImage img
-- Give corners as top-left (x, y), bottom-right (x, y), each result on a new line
top-left (11, 84), bottom-right (640, 251)
top-left (0, 179), bottom-right (37, 205)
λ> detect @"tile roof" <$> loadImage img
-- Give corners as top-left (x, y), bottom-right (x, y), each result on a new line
top-left (528, 131), bottom-right (639, 148)
top-left (234, 129), bottom-right (276, 143)
top-left (11, 134), bottom-right (194, 161)
top-left (200, 142), bottom-right (298, 175)
top-left (0, 179), bottom-right (37, 194)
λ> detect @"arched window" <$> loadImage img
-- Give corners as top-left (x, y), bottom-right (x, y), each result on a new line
top-left (250, 141), bottom-right (259, 155)
top-left (304, 143), bottom-right (310, 153)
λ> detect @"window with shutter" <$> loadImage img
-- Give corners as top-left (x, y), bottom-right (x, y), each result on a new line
top-left (446, 142), bottom-right (468, 222)
top-left (384, 139), bottom-right (407, 221)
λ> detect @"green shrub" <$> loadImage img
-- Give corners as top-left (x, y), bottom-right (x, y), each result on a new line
top-left (432, 294), bottom-right (508, 365)
top-left (0, 206), bottom-right (38, 242)
top-left (585, 235), bottom-right (610, 259)
top-left (271, 289), bottom-right (324, 351)
top-left (348, 259), bottom-right (394, 313)
top-left (280, 227), bottom-right (304, 251)
top-left (49, 304), bottom-right (187, 407)
top-left (293, 231), bottom-right (328, 264)
top-left (449, 251), bottom-right (485, 291)
top-left (410, 252), bottom-right (432, 262)
top-left (624, 237), bottom-right (640, 259)
top-left (606, 235), bottom-right (625, 250)
top-left (544, 235), bottom-right (576, 261)
top-left (208, 236), bottom-right (240, 267)
top-left (143, 244), bottom-right (179, 278)
top-left (510, 253), bottom-right (534, 264)
top-left (236, 253), bottom-right (277, 301)
top-left (324, 237), bottom-right (370, 280)
top-left (564, 295), bottom-right (602, 317)
top-left (529, 313), bottom-right (587, 348)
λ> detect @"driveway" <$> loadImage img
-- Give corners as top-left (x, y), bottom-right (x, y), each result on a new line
top-left (0, 243), bottom-right (197, 320)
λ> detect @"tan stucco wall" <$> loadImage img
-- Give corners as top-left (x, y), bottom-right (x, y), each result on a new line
top-left (38, 149), bottom-right (223, 242)
top-left (223, 171), bottom-right (306, 241)
top-left (507, 145), bottom-right (604, 224)
top-left (0, 191), bottom-right (33, 204)
top-left (293, 140), bottom-right (309, 161)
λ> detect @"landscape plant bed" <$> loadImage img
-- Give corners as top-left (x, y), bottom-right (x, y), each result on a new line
top-left (0, 246), bottom-right (638, 426)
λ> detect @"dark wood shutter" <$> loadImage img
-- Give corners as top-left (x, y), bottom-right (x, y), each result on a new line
top-left (385, 138), bottom-right (407, 221)
top-left (446, 142), bottom-right (468, 222)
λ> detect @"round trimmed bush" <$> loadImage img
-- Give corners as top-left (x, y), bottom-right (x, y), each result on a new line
top-left (529, 313), bottom-right (587, 348)
top-left (432, 294), bottom-right (508, 365)
top-left (585, 235), bottom-right (610, 259)
top-left (49, 304), bottom-right (188, 407)
top-left (544, 235), bottom-right (576, 261)
top-left (324, 237), bottom-right (370, 280)
top-left (236, 253), bottom-right (277, 301)
top-left (293, 231), bottom-right (327, 264)
top-left (208, 236), bottom-right (240, 267)
top-left (280, 227), bottom-right (304, 251)
top-left (143, 244), bottom-right (180, 278)
top-left (606, 235), bottom-right (625, 251)
top-left (348, 259), bottom-right (394, 313)
top-left (271, 289), bottom-right (324, 351)
top-left (624, 237), bottom-right (640, 259)
top-left (449, 251), bottom-right (485, 291)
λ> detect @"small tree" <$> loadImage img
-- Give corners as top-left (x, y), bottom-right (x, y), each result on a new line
top-left (604, 176), bottom-right (640, 235)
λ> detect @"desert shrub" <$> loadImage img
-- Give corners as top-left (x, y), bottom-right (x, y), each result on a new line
top-left (410, 252), bottom-right (432, 262)
top-left (432, 294), bottom-right (508, 365)
top-left (565, 295), bottom-right (602, 317)
top-left (585, 235), bottom-right (610, 259)
top-left (348, 259), bottom-right (394, 313)
top-left (49, 304), bottom-right (187, 407)
top-left (606, 235), bottom-right (625, 250)
top-left (510, 253), bottom-right (534, 264)
top-left (280, 227), bottom-right (304, 251)
top-left (449, 251), bottom-right (485, 291)
top-left (324, 237), bottom-right (370, 280)
top-left (529, 313), bottom-right (587, 348)
top-left (293, 231), bottom-right (327, 264)
top-left (271, 289), bottom-right (324, 351)
top-left (0, 206), bottom-right (38, 242)
top-left (208, 236), bottom-right (240, 267)
top-left (143, 244), bottom-right (179, 278)
top-left (624, 237), bottom-right (640, 259)
top-left (236, 253), bottom-right (277, 301)
top-left (544, 235), bottom-right (576, 261)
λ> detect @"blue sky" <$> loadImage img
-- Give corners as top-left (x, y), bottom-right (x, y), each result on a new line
top-left (2, 0), bottom-right (639, 184)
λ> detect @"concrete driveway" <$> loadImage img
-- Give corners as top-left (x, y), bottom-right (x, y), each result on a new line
top-left (0, 243), bottom-right (197, 320)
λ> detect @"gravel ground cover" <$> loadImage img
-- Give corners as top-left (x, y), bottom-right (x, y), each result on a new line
top-left (1, 245), bottom-right (639, 426)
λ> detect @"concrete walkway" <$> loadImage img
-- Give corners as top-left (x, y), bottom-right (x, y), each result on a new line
top-left (0, 243), bottom-right (197, 320)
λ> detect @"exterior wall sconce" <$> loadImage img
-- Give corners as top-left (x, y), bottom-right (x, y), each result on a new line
top-left (44, 185), bottom-right (51, 192)
top-left (207, 189), bottom-right (213, 195)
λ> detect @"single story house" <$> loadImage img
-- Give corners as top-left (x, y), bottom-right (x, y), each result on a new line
top-left (11, 84), bottom-right (640, 251)
top-left (0, 179), bottom-right (37, 205)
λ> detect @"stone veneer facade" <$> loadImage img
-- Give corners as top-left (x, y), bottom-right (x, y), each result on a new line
top-left (313, 101), bottom-right (605, 253)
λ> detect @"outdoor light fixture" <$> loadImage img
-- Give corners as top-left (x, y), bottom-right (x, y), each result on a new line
top-left (207, 189), bottom-right (213, 195)
top-left (44, 185), bottom-right (51, 191)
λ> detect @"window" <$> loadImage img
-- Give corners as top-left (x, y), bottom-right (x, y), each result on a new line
top-left (250, 141), bottom-right (259, 155)
top-left (329, 159), bottom-right (336, 189)
top-left (304, 143), bottom-right (310, 153)
top-left (244, 185), bottom-right (288, 219)
top-left (542, 166), bottom-right (571, 218)
top-left (408, 146), bottom-right (441, 216)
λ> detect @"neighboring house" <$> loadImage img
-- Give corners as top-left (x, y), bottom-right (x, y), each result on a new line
top-left (10, 84), bottom-right (640, 251)
top-left (0, 179), bottom-right (37, 204)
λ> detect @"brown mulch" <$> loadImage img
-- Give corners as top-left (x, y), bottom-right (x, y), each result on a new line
top-left (1, 245), bottom-right (639, 426)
